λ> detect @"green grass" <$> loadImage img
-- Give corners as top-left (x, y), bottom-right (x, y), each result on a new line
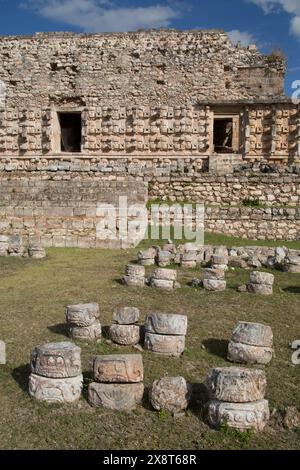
top-left (0, 238), bottom-right (300, 450)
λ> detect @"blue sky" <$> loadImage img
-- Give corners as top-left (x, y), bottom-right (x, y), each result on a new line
top-left (0, 0), bottom-right (300, 95)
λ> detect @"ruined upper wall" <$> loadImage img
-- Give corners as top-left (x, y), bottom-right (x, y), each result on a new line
top-left (0, 30), bottom-right (286, 108)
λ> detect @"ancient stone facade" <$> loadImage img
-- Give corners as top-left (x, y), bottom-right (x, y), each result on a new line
top-left (0, 30), bottom-right (299, 245)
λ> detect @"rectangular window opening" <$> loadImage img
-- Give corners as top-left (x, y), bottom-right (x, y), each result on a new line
top-left (213, 118), bottom-right (233, 153)
top-left (58, 112), bottom-right (82, 153)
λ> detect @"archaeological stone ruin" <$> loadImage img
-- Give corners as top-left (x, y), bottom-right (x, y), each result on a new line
top-left (228, 322), bottom-right (274, 365)
top-left (144, 313), bottom-right (187, 357)
top-left (29, 342), bottom-right (83, 403)
top-left (88, 354), bottom-right (144, 411)
top-left (206, 367), bottom-right (270, 432)
top-left (0, 30), bottom-right (299, 247)
top-left (65, 303), bottom-right (102, 342)
top-left (109, 307), bottom-right (141, 346)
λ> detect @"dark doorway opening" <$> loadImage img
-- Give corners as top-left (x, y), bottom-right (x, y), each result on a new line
top-left (58, 112), bottom-right (82, 152)
top-left (213, 118), bottom-right (233, 153)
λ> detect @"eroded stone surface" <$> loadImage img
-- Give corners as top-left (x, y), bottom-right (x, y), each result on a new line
top-left (231, 322), bottom-right (273, 348)
top-left (68, 320), bottom-right (102, 342)
top-left (0, 340), bottom-right (5, 365)
top-left (249, 271), bottom-right (274, 286)
top-left (145, 313), bottom-right (187, 336)
top-left (93, 354), bottom-right (143, 383)
top-left (144, 332), bottom-right (185, 357)
top-left (66, 303), bottom-right (100, 327)
top-left (203, 267), bottom-right (225, 280)
top-left (138, 248), bottom-right (157, 266)
top-left (157, 251), bottom-right (173, 267)
top-left (29, 373), bottom-right (83, 403)
top-left (247, 283), bottom-right (273, 295)
top-left (113, 307), bottom-right (140, 325)
top-left (30, 342), bottom-right (82, 378)
top-left (109, 324), bottom-right (140, 345)
top-left (88, 382), bottom-right (144, 410)
top-left (150, 278), bottom-right (174, 290)
top-left (123, 276), bottom-right (145, 287)
top-left (228, 341), bottom-right (273, 365)
top-left (150, 376), bottom-right (192, 413)
top-left (123, 265), bottom-right (145, 286)
top-left (28, 242), bottom-right (46, 259)
top-left (207, 399), bottom-right (270, 432)
top-left (203, 279), bottom-right (226, 291)
top-left (205, 367), bottom-right (267, 403)
top-left (283, 256), bottom-right (300, 273)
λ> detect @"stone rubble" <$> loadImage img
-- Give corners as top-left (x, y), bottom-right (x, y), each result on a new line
top-left (228, 321), bottom-right (274, 364)
top-left (88, 354), bottom-right (144, 410)
top-left (150, 268), bottom-right (180, 290)
top-left (205, 367), bottom-right (269, 432)
top-left (144, 313), bottom-right (187, 357)
top-left (29, 342), bottom-right (83, 403)
top-left (203, 266), bottom-right (226, 292)
top-left (0, 340), bottom-right (6, 365)
top-left (150, 376), bottom-right (192, 414)
top-left (110, 307), bottom-right (141, 346)
top-left (247, 271), bottom-right (275, 295)
top-left (123, 264), bottom-right (146, 287)
top-left (65, 303), bottom-right (102, 342)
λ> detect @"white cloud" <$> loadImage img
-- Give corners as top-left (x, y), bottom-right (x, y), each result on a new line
top-left (227, 29), bottom-right (255, 46)
top-left (248, 0), bottom-right (300, 39)
top-left (21, 0), bottom-right (180, 32)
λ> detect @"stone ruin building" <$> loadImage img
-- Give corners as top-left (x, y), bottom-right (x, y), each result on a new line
top-left (0, 29), bottom-right (299, 248)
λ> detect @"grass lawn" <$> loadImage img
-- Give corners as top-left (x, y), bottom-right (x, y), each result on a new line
top-left (0, 233), bottom-right (299, 450)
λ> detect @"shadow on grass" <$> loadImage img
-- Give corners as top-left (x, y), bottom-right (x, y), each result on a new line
top-left (202, 339), bottom-right (229, 360)
top-left (101, 325), bottom-right (110, 339)
top-left (82, 370), bottom-right (94, 402)
top-left (189, 382), bottom-right (209, 421)
top-left (47, 323), bottom-right (68, 337)
top-left (282, 286), bottom-right (300, 294)
top-left (12, 364), bottom-right (31, 392)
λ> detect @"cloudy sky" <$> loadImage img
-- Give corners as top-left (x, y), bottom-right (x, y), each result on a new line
top-left (0, 0), bottom-right (299, 94)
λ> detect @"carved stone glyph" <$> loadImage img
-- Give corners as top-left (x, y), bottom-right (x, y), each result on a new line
top-left (113, 307), bottom-right (140, 325)
top-left (247, 283), bottom-right (273, 295)
top-left (29, 373), bottom-right (83, 403)
top-left (93, 354), bottom-right (143, 383)
top-left (109, 324), bottom-right (140, 346)
top-left (30, 342), bottom-right (82, 378)
top-left (150, 377), bottom-right (192, 413)
top-left (144, 332), bottom-right (185, 357)
top-left (88, 382), bottom-right (144, 410)
top-left (68, 320), bottom-right (102, 342)
top-left (227, 341), bottom-right (273, 365)
top-left (207, 399), bottom-right (270, 432)
top-left (153, 268), bottom-right (177, 281)
top-left (205, 367), bottom-right (267, 403)
top-left (123, 264), bottom-right (145, 287)
top-left (145, 313), bottom-right (187, 336)
top-left (65, 303), bottom-right (100, 327)
top-left (231, 322), bottom-right (273, 348)
top-left (203, 267), bottom-right (225, 280)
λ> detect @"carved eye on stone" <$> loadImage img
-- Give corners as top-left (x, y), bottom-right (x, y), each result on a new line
top-left (48, 356), bottom-right (56, 366)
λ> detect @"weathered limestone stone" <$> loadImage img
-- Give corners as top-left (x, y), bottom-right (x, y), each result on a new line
top-left (231, 322), bottom-right (273, 348)
top-left (29, 373), bottom-right (83, 403)
top-left (30, 342), bottom-right (82, 378)
top-left (93, 354), bottom-right (143, 383)
top-left (153, 268), bottom-right (177, 281)
top-left (247, 283), bottom-right (273, 295)
top-left (28, 242), bottom-right (46, 259)
top-left (68, 320), bottom-right (102, 342)
top-left (157, 250), bottom-right (173, 267)
top-left (283, 406), bottom-right (300, 429)
top-left (138, 248), bottom-right (157, 266)
top-left (150, 377), bottom-right (192, 413)
top-left (0, 340), bottom-right (5, 364)
top-left (88, 382), bottom-right (144, 410)
top-left (113, 307), bottom-right (140, 325)
top-left (228, 342), bottom-right (273, 365)
top-left (65, 303), bottom-right (100, 327)
top-left (145, 313), bottom-right (187, 336)
top-left (283, 256), bottom-right (300, 273)
top-left (249, 271), bottom-right (274, 286)
top-left (206, 367), bottom-right (267, 403)
top-left (210, 254), bottom-right (229, 266)
top-left (144, 332), bottom-right (185, 357)
top-left (109, 324), bottom-right (140, 346)
top-left (150, 278), bottom-right (174, 290)
top-left (207, 399), bottom-right (270, 432)
top-left (203, 279), bottom-right (226, 291)
top-left (229, 257), bottom-right (248, 269)
top-left (203, 267), bottom-right (225, 280)
top-left (181, 252), bottom-right (197, 268)
top-left (123, 264), bottom-right (145, 287)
